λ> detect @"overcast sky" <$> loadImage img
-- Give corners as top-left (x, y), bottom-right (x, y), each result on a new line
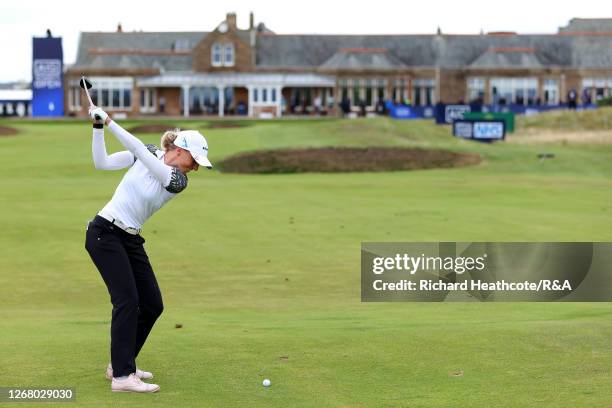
top-left (2, 0), bottom-right (612, 82)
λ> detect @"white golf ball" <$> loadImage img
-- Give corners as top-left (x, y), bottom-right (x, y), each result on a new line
top-left (262, 379), bottom-right (271, 387)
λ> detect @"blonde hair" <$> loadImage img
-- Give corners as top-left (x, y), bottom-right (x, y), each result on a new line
top-left (160, 128), bottom-right (181, 151)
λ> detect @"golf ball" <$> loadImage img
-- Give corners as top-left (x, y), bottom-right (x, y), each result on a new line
top-left (262, 379), bottom-right (271, 387)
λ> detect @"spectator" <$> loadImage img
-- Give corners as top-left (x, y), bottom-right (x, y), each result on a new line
top-left (314, 95), bottom-right (322, 115)
top-left (340, 97), bottom-right (351, 116)
top-left (567, 89), bottom-right (578, 109)
top-left (376, 99), bottom-right (386, 115)
top-left (582, 88), bottom-right (592, 105)
top-left (359, 99), bottom-right (367, 116)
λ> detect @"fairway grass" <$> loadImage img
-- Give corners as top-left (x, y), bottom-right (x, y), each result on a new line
top-left (0, 115), bottom-right (611, 407)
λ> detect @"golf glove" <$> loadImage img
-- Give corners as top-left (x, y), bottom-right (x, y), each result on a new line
top-left (89, 106), bottom-right (108, 122)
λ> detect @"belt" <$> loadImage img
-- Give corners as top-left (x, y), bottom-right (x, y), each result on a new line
top-left (97, 212), bottom-right (141, 235)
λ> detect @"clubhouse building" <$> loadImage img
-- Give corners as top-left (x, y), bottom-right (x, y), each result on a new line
top-left (65, 14), bottom-right (612, 118)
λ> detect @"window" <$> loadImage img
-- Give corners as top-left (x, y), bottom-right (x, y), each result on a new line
top-left (543, 79), bottom-right (559, 105)
top-left (90, 89), bottom-right (98, 105)
top-left (271, 88), bottom-right (277, 102)
top-left (212, 43), bottom-right (235, 67)
top-left (112, 89), bottom-right (121, 108)
top-left (101, 89), bottom-right (109, 107)
top-left (582, 78), bottom-right (612, 103)
top-left (377, 79), bottom-right (387, 101)
top-left (412, 79), bottom-right (435, 106)
top-left (87, 77), bottom-right (133, 110)
top-left (467, 77), bottom-right (485, 103)
top-left (393, 78), bottom-right (407, 103)
top-left (140, 88), bottom-right (156, 113)
top-left (224, 44), bottom-right (234, 66)
top-left (253, 88), bottom-right (259, 102)
top-left (490, 77), bottom-right (538, 106)
top-left (262, 88), bottom-right (268, 103)
top-left (212, 44), bottom-right (222, 67)
top-left (68, 86), bottom-right (81, 111)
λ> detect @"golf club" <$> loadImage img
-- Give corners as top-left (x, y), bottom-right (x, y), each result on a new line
top-left (79, 76), bottom-right (101, 121)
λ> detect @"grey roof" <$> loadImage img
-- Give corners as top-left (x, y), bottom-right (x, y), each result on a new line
top-left (319, 49), bottom-right (407, 70)
top-left (468, 48), bottom-right (542, 69)
top-left (571, 36), bottom-right (612, 68)
top-left (72, 32), bottom-right (206, 72)
top-left (559, 18), bottom-right (612, 33)
top-left (71, 30), bottom-right (612, 72)
top-left (255, 34), bottom-right (581, 69)
top-left (256, 35), bottom-right (437, 68)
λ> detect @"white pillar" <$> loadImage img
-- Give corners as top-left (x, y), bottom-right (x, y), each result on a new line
top-left (218, 86), bottom-right (225, 117)
top-left (182, 85), bottom-right (190, 117)
top-left (276, 86), bottom-right (282, 118)
top-left (247, 85), bottom-right (254, 117)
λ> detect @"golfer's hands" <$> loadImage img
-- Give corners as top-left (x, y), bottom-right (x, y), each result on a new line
top-left (89, 106), bottom-right (109, 124)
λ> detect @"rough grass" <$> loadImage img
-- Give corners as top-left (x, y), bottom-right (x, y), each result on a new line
top-left (216, 147), bottom-right (481, 173)
top-left (0, 115), bottom-right (611, 407)
top-left (0, 125), bottom-right (18, 135)
top-left (517, 106), bottom-right (612, 132)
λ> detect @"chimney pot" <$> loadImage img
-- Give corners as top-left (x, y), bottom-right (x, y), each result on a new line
top-left (226, 12), bottom-right (237, 30)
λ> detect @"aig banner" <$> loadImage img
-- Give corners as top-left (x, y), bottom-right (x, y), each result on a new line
top-left (32, 37), bottom-right (64, 117)
top-left (362, 242), bottom-right (612, 301)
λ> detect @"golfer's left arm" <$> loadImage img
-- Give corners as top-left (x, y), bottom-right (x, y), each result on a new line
top-left (92, 108), bottom-right (172, 186)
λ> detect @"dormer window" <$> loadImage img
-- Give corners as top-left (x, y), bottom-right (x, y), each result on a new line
top-left (211, 42), bottom-right (234, 67)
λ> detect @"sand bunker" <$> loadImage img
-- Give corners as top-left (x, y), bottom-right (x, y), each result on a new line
top-left (217, 147), bottom-right (481, 174)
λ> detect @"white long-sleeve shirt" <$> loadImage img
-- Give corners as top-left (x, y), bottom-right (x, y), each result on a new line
top-left (92, 121), bottom-right (188, 230)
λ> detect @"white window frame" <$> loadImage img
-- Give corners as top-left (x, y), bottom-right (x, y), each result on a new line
top-left (212, 43), bottom-right (223, 67)
top-left (490, 77), bottom-right (538, 106)
top-left (89, 77), bottom-right (133, 110)
top-left (68, 87), bottom-right (81, 111)
top-left (251, 86), bottom-right (279, 107)
top-left (467, 77), bottom-right (485, 102)
top-left (582, 78), bottom-right (612, 100)
top-left (139, 88), bottom-right (156, 113)
top-left (224, 43), bottom-right (234, 67)
top-left (412, 78), bottom-right (436, 106)
top-left (211, 43), bottom-right (235, 67)
top-left (543, 79), bottom-right (559, 105)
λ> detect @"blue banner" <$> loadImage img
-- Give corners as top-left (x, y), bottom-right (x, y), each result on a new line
top-left (386, 101), bottom-right (434, 119)
top-left (453, 119), bottom-right (506, 142)
top-left (386, 102), bottom-right (599, 122)
top-left (32, 37), bottom-right (64, 117)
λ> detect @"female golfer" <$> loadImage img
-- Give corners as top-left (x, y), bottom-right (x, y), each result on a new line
top-left (85, 106), bottom-right (211, 393)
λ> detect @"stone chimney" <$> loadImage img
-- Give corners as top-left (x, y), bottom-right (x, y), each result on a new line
top-left (226, 13), bottom-right (237, 30)
top-left (250, 12), bottom-right (254, 30)
top-left (117, 23), bottom-right (123, 33)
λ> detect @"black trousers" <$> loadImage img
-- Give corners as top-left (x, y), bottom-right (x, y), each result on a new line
top-left (85, 215), bottom-right (163, 377)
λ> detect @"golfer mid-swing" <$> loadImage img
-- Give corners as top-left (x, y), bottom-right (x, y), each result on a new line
top-left (85, 106), bottom-right (212, 393)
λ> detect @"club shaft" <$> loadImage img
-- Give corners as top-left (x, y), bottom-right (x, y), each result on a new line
top-left (81, 76), bottom-right (101, 120)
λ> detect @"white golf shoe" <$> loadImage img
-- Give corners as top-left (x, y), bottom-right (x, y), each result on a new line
top-left (111, 373), bottom-right (159, 393)
top-left (105, 363), bottom-right (153, 380)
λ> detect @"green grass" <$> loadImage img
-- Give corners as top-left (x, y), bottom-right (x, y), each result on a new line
top-left (0, 113), bottom-right (611, 407)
